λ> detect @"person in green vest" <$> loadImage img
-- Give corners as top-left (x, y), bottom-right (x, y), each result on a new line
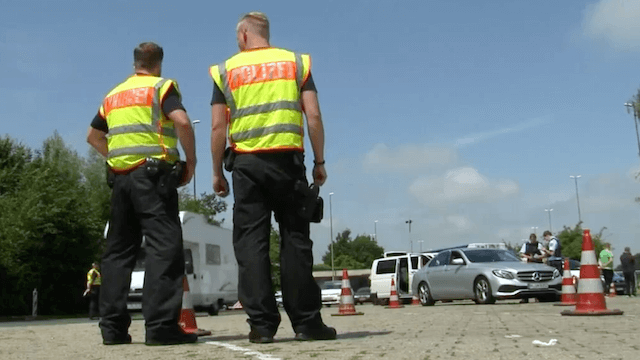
top-left (83, 262), bottom-right (101, 320)
top-left (599, 243), bottom-right (614, 295)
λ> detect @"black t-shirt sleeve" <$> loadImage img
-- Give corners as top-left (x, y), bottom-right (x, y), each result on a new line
top-left (162, 84), bottom-right (185, 115)
top-left (90, 112), bottom-right (108, 133)
top-left (301, 72), bottom-right (317, 93)
top-left (211, 82), bottom-right (226, 105)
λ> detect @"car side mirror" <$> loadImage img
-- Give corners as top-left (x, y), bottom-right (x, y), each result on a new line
top-left (451, 258), bottom-right (464, 265)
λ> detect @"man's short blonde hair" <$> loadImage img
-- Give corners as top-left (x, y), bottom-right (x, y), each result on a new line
top-left (237, 11), bottom-right (270, 40)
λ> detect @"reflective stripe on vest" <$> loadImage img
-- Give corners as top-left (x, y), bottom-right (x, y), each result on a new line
top-left (103, 77), bottom-right (179, 170)
top-left (211, 49), bottom-right (309, 152)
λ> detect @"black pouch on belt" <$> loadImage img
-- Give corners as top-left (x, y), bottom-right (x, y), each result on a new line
top-left (294, 181), bottom-right (324, 223)
top-left (105, 163), bottom-right (116, 189)
top-left (223, 148), bottom-right (236, 172)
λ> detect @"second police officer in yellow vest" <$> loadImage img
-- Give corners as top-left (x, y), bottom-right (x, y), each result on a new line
top-left (210, 12), bottom-right (335, 343)
top-left (87, 42), bottom-right (198, 346)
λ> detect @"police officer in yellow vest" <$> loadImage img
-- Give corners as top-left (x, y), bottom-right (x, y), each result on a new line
top-left (84, 262), bottom-right (101, 320)
top-left (210, 12), bottom-right (335, 343)
top-left (86, 42), bottom-right (197, 346)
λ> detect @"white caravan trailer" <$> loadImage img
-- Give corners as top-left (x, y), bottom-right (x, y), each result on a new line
top-left (106, 211), bottom-right (238, 315)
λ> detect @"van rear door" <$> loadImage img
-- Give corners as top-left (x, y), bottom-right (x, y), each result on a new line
top-left (371, 258), bottom-right (396, 298)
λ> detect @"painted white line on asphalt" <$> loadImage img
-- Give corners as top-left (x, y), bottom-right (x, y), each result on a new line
top-left (206, 341), bottom-right (282, 360)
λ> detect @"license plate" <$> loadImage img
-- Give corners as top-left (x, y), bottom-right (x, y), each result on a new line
top-left (527, 283), bottom-right (548, 289)
top-left (127, 302), bottom-right (142, 310)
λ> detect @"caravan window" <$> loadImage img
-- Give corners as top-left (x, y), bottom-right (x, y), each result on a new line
top-left (376, 259), bottom-right (396, 274)
top-left (206, 244), bottom-right (221, 265)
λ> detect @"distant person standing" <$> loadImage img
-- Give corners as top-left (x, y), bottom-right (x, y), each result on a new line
top-left (542, 230), bottom-right (563, 274)
top-left (620, 247), bottom-right (636, 297)
top-left (84, 262), bottom-right (101, 320)
top-left (519, 234), bottom-right (544, 303)
top-left (520, 233), bottom-right (544, 263)
top-left (599, 243), bottom-right (614, 295)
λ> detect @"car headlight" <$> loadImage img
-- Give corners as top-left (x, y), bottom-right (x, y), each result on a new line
top-left (492, 269), bottom-right (515, 279)
top-left (553, 269), bottom-right (560, 279)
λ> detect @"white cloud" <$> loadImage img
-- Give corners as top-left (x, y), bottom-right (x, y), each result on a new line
top-left (455, 117), bottom-right (550, 147)
top-left (363, 143), bottom-right (458, 172)
top-left (582, 0), bottom-right (640, 51)
top-left (408, 167), bottom-right (519, 206)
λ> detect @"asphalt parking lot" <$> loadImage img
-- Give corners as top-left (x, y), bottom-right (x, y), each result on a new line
top-left (1, 297), bottom-right (639, 360)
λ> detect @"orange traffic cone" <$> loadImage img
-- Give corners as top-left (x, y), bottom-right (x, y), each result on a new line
top-left (608, 283), bottom-right (617, 297)
top-left (411, 293), bottom-right (420, 306)
top-left (385, 277), bottom-right (404, 309)
top-left (332, 269), bottom-right (364, 316)
top-left (561, 229), bottom-right (623, 316)
top-left (178, 275), bottom-right (212, 336)
top-left (554, 258), bottom-right (577, 306)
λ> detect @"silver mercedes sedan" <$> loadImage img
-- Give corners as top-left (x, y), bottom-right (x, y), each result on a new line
top-left (411, 248), bottom-right (562, 305)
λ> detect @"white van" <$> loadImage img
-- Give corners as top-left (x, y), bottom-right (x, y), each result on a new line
top-left (369, 253), bottom-right (433, 304)
top-left (106, 211), bottom-right (238, 315)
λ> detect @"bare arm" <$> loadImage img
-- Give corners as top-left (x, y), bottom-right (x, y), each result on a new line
top-left (86, 127), bottom-right (108, 157)
top-left (301, 90), bottom-right (326, 186)
top-left (211, 104), bottom-right (229, 197)
top-left (167, 109), bottom-right (196, 184)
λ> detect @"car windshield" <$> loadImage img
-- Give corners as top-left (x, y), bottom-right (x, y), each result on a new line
top-left (322, 282), bottom-right (342, 290)
top-left (463, 249), bottom-right (520, 263)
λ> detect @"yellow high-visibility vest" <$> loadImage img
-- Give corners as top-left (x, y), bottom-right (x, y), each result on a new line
top-left (209, 48), bottom-right (311, 153)
top-left (100, 75), bottom-right (180, 171)
top-left (87, 268), bottom-right (101, 286)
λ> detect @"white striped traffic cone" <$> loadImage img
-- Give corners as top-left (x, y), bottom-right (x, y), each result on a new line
top-left (561, 229), bottom-right (623, 316)
top-left (332, 269), bottom-right (364, 316)
top-left (178, 275), bottom-right (212, 335)
top-left (554, 258), bottom-right (577, 306)
top-left (385, 277), bottom-right (404, 309)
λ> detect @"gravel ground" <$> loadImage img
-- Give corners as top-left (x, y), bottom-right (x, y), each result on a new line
top-left (1, 297), bottom-right (638, 360)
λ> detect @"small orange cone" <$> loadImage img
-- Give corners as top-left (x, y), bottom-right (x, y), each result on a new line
top-left (554, 258), bottom-right (577, 306)
top-left (561, 229), bottom-right (623, 316)
top-left (385, 277), bottom-right (404, 309)
top-left (411, 293), bottom-right (420, 306)
top-left (332, 269), bottom-right (364, 316)
top-left (178, 275), bottom-right (212, 336)
top-left (608, 283), bottom-right (617, 297)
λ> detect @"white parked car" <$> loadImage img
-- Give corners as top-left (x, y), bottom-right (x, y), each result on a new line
top-left (320, 281), bottom-right (344, 306)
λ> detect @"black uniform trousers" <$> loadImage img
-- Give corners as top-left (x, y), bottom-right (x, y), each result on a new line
top-left (99, 164), bottom-right (185, 342)
top-left (231, 152), bottom-right (324, 337)
top-left (623, 271), bottom-right (636, 296)
top-left (89, 285), bottom-right (100, 319)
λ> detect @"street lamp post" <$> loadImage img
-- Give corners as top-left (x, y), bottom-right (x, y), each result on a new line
top-left (570, 175), bottom-right (582, 224)
top-left (624, 102), bottom-right (640, 158)
top-left (374, 220), bottom-right (378, 241)
top-left (192, 120), bottom-right (201, 200)
top-left (417, 240), bottom-right (424, 253)
top-left (545, 209), bottom-right (553, 233)
top-left (329, 192), bottom-right (335, 281)
top-left (405, 220), bottom-right (412, 252)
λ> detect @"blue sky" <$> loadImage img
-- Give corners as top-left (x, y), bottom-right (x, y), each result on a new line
top-left (3, 0), bottom-right (640, 264)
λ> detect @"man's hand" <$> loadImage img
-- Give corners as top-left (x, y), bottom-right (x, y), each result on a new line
top-left (213, 174), bottom-right (230, 198)
top-left (313, 164), bottom-right (327, 186)
top-left (179, 159), bottom-right (196, 186)
top-left (83, 289), bottom-right (91, 297)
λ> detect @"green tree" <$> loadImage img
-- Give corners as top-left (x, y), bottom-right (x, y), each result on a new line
top-left (0, 133), bottom-right (103, 315)
top-left (557, 224), bottom-right (606, 260)
top-left (269, 227), bottom-right (281, 291)
top-left (177, 188), bottom-right (227, 225)
top-left (321, 229), bottom-right (384, 270)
